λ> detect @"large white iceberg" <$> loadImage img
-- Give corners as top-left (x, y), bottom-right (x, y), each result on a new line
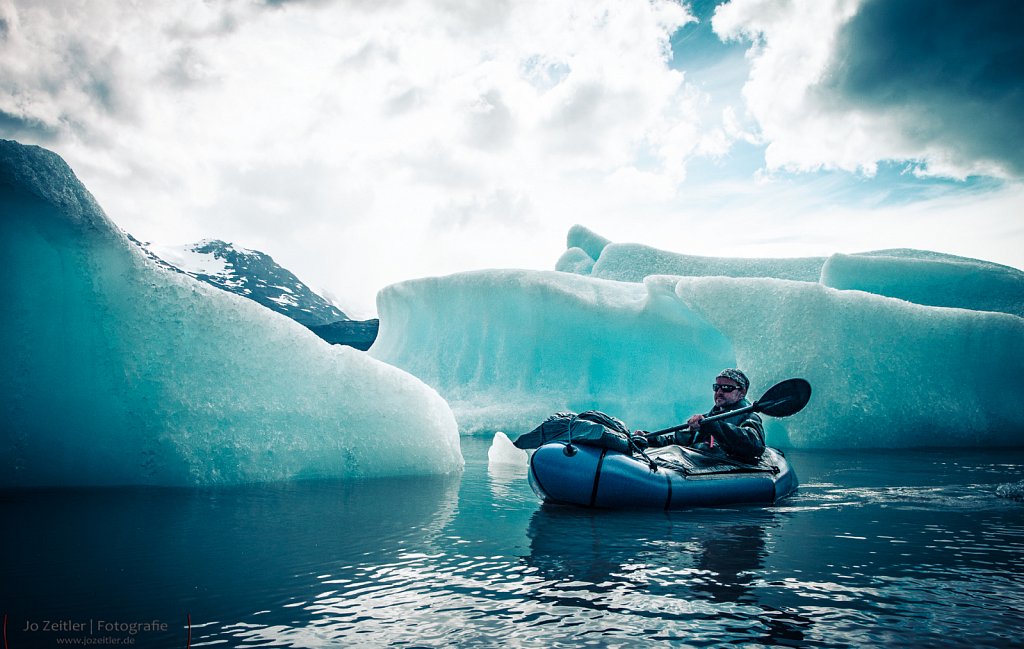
top-left (0, 140), bottom-right (463, 487)
top-left (821, 251), bottom-right (1024, 317)
top-left (370, 270), bottom-right (735, 435)
top-left (561, 225), bottom-right (1024, 318)
top-left (373, 255), bottom-right (1024, 449)
top-left (665, 274), bottom-right (1023, 447)
top-left (557, 224), bottom-right (827, 282)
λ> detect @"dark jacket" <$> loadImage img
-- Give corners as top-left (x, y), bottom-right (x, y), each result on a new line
top-left (648, 398), bottom-right (766, 463)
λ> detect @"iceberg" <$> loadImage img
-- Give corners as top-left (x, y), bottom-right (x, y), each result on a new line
top-left (558, 225), bottom-right (826, 282)
top-left (589, 243), bottom-right (827, 283)
top-left (562, 225), bottom-right (1024, 318)
top-left (566, 224), bottom-right (612, 262)
top-left (371, 268), bottom-right (1024, 448)
top-left (370, 269), bottom-right (735, 436)
top-left (821, 251), bottom-right (1024, 317)
top-left (667, 274), bottom-right (1023, 447)
top-left (487, 432), bottom-right (528, 468)
top-left (0, 140), bottom-right (463, 487)
top-left (554, 247), bottom-right (596, 275)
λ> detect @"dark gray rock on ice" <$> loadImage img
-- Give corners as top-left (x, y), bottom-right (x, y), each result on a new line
top-left (307, 319), bottom-right (380, 351)
top-left (143, 239), bottom-right (346, 326)
top-left (143, 239), bottom-right (380, 349)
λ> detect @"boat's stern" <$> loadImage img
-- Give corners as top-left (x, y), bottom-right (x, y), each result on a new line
top-left (766, 447), bottom-right (799, 502)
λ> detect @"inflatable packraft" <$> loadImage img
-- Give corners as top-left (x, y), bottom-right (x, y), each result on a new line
top-left (517, 410), bottom-right (797, 509)
top-left (528, 441), bottom-right (797, 509)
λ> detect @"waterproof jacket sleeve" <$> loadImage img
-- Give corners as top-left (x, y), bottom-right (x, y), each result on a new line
top-left (647, 408), bottom-right (766, 462)
top-left (700, 414), bottom-right (765, 462)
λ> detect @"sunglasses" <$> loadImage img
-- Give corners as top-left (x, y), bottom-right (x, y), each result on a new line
top-left (712, 384), bottom-right (742, 393)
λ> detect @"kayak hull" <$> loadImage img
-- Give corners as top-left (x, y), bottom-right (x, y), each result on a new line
top-left (528, 442), bottom-right (797, 509)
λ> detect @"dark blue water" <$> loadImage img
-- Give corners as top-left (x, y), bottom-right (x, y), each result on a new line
top-left (3, 438), bottom-right (1022, 648)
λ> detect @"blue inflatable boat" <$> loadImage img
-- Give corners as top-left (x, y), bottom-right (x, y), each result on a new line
top-left (517, 379), bottom-right (810, 509)
top-left (528, 442), bottom-right (798, 509)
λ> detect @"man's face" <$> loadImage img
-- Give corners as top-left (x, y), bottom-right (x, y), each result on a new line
top-left (713, 377), bottom-right (746, 408)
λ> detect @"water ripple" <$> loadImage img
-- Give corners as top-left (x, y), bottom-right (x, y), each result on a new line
top-left (5, 441), bottom-right (1023, 648)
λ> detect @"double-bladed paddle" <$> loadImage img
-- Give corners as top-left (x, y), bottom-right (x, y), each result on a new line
top-left (512, 378), bottom-right (812, 450)
top-left (642, 377), bottom-right (812, 439)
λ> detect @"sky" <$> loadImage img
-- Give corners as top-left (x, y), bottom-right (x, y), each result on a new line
top-left (2, 0), bottom-right (1022, 317)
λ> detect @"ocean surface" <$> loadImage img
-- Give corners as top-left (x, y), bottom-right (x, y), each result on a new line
top-left (3, 437), bottom-right (1022, 648)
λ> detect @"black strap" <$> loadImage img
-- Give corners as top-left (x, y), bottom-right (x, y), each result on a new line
top-left (663, 469), bottom-right (673, 510)
top-left (589, 448), bottom-right (608, 507)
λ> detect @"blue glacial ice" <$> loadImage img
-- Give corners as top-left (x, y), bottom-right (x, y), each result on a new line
top-left (821, 251), bottom-right (1024, 317)
top-left (371, 269), bottom-right (735, 436)
top-left (557, 225), bottom-right (826, 282)
top-left (374, 230), bottom-right (1024, 448)
top-left (561, 225), bottom-right (1024, 317)
top-left (0, 140), bottom-right (463, 487)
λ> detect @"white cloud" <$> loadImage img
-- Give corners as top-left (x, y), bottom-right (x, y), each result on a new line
top-left (712, 0), bottom-right (881, 174)
top-left (2, 0), bottom-right (1020, 317)
top-left (712, 0), bottom-right (1024, 180)
top-left (1, 0), bottom-right (719, 315)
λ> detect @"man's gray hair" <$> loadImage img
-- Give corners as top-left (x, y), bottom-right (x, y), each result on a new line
top-left (717, 368), bottom-right (750, 391)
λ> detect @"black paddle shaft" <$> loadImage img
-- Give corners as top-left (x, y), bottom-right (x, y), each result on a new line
top-left (644, 378), bottom-right (812, 439)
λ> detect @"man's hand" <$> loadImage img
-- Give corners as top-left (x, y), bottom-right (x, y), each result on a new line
top-left (687, 414), bottom-right (704, 430)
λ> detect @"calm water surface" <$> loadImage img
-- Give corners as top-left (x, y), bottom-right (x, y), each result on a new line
top-left (3, 437), bottom-right (1023, 648)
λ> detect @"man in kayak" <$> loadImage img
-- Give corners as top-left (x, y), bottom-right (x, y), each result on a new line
top-left (637, 369), bottom-right (766, 463)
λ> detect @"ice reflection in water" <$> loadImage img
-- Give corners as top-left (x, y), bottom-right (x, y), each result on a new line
top-left (2, 440), bottom-right (1021, 648)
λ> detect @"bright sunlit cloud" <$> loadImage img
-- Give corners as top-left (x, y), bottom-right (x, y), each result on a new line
top-left (713, 0), bottom-right (1024, 179)
top-left (1, 0), bottom-right (1021, 316)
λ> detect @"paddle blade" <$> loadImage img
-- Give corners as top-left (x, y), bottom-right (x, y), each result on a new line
top-left (753, 378), bottom-right (812, 418)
